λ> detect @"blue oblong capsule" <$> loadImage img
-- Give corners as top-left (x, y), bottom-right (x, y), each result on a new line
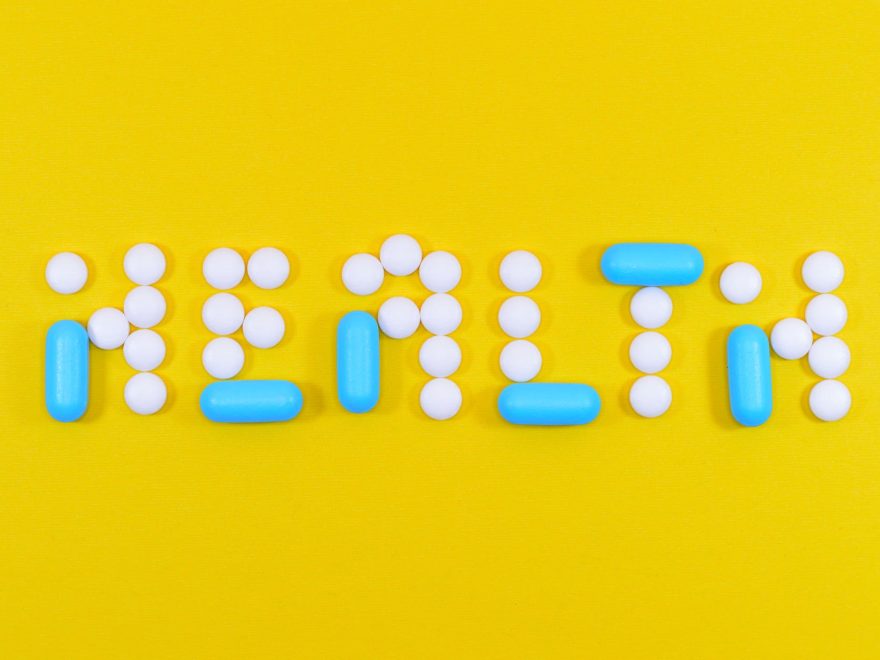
top-left (200, 380), bottom-right (303, 423)
top-left (337, 311), bottom-right (380, 413)
top-left (498, 383), bottom-right (601, 426)
top-left (601, 243), bottom-right (704, 286)
top-left (727, 325), bottom-right (772, 427)
top-left (46, 320), bottom-right (89, 422)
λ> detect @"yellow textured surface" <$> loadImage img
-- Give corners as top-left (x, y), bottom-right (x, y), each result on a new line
top-left (2, 2), bottom-right (879, 657)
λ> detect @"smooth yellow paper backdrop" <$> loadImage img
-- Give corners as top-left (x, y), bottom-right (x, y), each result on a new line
top-left (2, 2), bottom-right (879, 657)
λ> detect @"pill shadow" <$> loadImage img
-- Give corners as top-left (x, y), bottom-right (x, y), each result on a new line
top-left (475, 385), bottom-right (502, 428)
top-left (188, 338), bottom-right (208, 378)
top-left (156, 283), bottom-right (174, 325)
top-left (485, 253), bottom-right (502, 288)
top-left (161, 242), bottom-right (174, 281)
top-left (304, 311), bottom-right (340, 414)
top-left (454, 288), bottom-right (474, 334)
top-left (709, 264), bottom-right (730, 304)
top-left (327, 255), bottom-right (348, 295)
top-left (156, 376), bottom-right (176, 416)
top-left (617, 291), bottom-right (634, 326)
top-left (79, 253), bottom-right (97, 294)
top-left (82, 348), bottom-right (108, 423)
top-left (619, 334), bottom-right (634, 371)
top-left (707, 326), bottom-right (739, 429)
top-left (792, 253), bottom-right (808, 292)
top-left (484, 295), bottom-right (510, 340)
top-left (484, 339), bottom-right (505, 382)
top-left (378, 334), bottom-right (409, 415)
top-left (578, 245), bottom-right (607, 286)
top-left (162, 333), bottom-right (176, 372)
top-left (800, 384), bottom-right (817, 422)
top-left (617, 377), bottom-right (651, 421)
top-left (617, 380), bottom-right (632, 419)
top-left (455, 250), bottom-right (474, 291)
top-left (295, 381), bottom-right (324, 422)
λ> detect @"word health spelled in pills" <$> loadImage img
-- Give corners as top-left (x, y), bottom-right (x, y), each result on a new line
top-left (44, 241), bottom-right (853, 427)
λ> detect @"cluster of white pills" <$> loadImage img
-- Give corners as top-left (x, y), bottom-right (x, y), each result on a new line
top-left (770, 251), bottom-right (850, 421)
top-left (627, 287), bottom-right (673, 418)
top-left (342, 234), bottom-right (463, 420)
top-left (498, 250), bottom-right (543, 383)
top-left (78, 243), bottom-right (169, 415)
top-left (201, 248), bottom-right (289, 380)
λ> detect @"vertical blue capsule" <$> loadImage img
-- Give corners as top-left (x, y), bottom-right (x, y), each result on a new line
top-left (337, 311), bottom-right (380, 413)
top-left (45, 320), bottom-right (89, 422)
top-left (727, 324), bottom-right (772, 427)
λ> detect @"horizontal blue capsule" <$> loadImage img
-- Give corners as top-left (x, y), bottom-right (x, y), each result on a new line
top-left (337, 311), bottom-right (380, 413)
top-left (601, 243), bottom-right (704, 286)
top-left (498, 383), bottom-right (601, 426)
top-left (200, 380), bottom-right (303, 423)
top-left (46, 320), bottom-right (89, 422)
top-left (727, 325), bottom-right (772, 427)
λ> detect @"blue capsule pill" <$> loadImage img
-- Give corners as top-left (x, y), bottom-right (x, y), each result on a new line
top-left (337, 311), bottom-right (380, 413)
top-left (600, 243), bottom-right (704, 286)
top-left (46, 320), bottom-right (89, 422)
top-left (200, 380), bottom-right (303, 423)
top-left (727, 325), bottom-right (772, 427)
top-left (498, 383), bottom-right (601, 426)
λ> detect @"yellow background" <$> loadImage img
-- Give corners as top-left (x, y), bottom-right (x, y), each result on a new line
top-left (2, 1), bottom-right (879, 657)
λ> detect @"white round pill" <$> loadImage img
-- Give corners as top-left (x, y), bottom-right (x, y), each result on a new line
top-left (123, 243), bottom-right (166, 285)
top-left (629, 332), bottom-right (672, 374)
top-left (630, 287), bottom-right (673, 329)
top-left (203, 247), bottom-right (245, 290)
top-left (802, 251), bottom-right (844, 293)
top-left (124, 285), bottom-right (166, 329)
top-left (809, 379), bottom-right (851, 422)
top-left (770, 318), bottom-right (813, 360)
top-left (499, 250), bottom-right (542, 293)
top-left (498, 296), bottom-right (540, 339)
top-left (87, 307), bottom-right (129, 349)
top-left (419, 335), bottom-right (462, 377)
top-left (123, 329), bottom-right (166, 371)
top-left (720, 262), bottom-right (762, 304)
top-left (808, 336), bottom-right (851, 379)
top-left (378, 297), bottom-right (421, 339)
top-left (419, 378), bottom-right (462, 420)
top-left (629, 375), bottom-right (672, 418)
top-left (247, 247), bottom-right (290, 289)
top-left (419, 251), bottom-right (461, 293)
top-left (202, 337), bottom-right (245, 379)
top-left (202, 293), bottom-right (245, 335)
top-left (342, 253), bottom-right (384, 296)
top-left (242, 306), bottom-right (285, 348)
top-left (124, 372), bottom-right (167, 415)
top-left (805, 293), bottom-right (847, 336)
top-left (380, 234), bottom-right (422, 276)
top-left (420, 293), bottom-right (462, 335)
top-left (46, 252), bottom-right (88, 294)
top-left (500, 339), bottom-right (542, 382)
